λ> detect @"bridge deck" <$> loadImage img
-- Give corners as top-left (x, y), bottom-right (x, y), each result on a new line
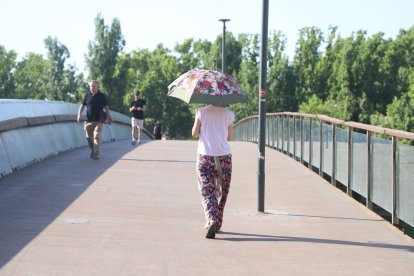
top-left (0, 140), bottom-right (413, 275)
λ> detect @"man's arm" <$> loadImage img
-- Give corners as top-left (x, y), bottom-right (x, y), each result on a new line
top-left (104, 105), bottom-right (111, 124)
top-left (129, 103), bottom-right (136, 112)
top-left (77, 105), bottom-right (84, 122)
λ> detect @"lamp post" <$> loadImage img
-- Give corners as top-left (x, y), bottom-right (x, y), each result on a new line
top-left (258, 0), bottom-right (269, 212)
top-left (218, 19), bottom-right (230, 73)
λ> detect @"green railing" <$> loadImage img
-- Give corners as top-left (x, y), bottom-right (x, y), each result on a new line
top-left (234, 112), bottom-right (414, 231)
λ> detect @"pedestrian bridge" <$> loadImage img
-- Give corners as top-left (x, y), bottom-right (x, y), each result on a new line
top-left (1, 100), bottom-right (414, 275)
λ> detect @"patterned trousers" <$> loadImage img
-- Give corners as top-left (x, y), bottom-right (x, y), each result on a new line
top-left (196, 154), bottom-right (232, 231)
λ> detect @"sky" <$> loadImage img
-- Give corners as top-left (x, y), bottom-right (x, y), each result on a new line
top-left (1, 0), bottom-right (414, 73)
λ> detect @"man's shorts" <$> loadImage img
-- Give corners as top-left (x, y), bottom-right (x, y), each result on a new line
top-left (131, 118), bottom-right (144, 129)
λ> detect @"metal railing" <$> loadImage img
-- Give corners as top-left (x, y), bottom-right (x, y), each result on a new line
top-left (234, 112), bottom-right (414, 230)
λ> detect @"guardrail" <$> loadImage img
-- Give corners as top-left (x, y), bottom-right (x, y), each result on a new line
top-left (234, 112), bottom-right (414, 233)
top-left (0, 100), bottom-right (154, 178)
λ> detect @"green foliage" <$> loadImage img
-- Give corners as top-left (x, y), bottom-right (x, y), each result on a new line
top-left (212, 32), bottom-right (243, 75)
top-left (12, 53), bottom-right (49, 99)
top-left (267, 31), bottom-right (297, 112)
top-left (371, 68), bottom-right (414, 131)
top-left (0, 46), bottom-right (17, 98)
top-left (44, 36), bottom-right (84, 102)
top-left (299, 94), bottom-right (351, 120)
top-left (231, 33), bottom-right (260, 119)
top-left (86, 13), bottom-right (126, 111)
top-left (4, 13), bottom-right (414, 138)
top-left (293, 27), bottom-right (324, 104)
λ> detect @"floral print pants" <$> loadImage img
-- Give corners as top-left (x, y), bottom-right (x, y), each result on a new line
top-left (196, 154), bottom-right (232, 231)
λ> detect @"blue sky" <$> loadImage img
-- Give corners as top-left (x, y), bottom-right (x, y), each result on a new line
top-left (1, 0), bottom-right (413, 73)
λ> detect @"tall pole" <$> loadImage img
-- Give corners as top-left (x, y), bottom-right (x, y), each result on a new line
top-left (258, 0), bottom-right (269, 212)
top-left (218, 19), bottom-right (230, 73)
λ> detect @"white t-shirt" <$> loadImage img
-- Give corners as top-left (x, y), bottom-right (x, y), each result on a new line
top-left (196, 105), bottom-right (235, 156)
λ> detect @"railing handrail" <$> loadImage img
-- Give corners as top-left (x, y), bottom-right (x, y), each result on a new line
top-left (235, 112), bottom-right (414, 141)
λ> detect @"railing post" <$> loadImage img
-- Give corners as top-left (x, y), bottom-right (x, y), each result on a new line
top-left (367, 131), bottom-right (372, 209)
top-left (266, 116), bottom-right (269, 146)
top-left (319, 119), bottom-right (323, 177)
top-left (271, 116), bottom-right (274, 147)
top-left (308, 118), bottom-right (313, 169)
top-left (332, 123), bottom-right (337, 186)
top-left (287, 115), bottom-right (290, 155)
top-left (392, 136), bottom-right (399, 226)
top-left (281, 115), bottom-right (285, 152)
top-left (293, 115), bottom-right (296, 159)
top-left (275, 116), bottom-right (279, 150)
top-left (300, 116), bottom-right (304, 164)
top-left (347, 126), bottom-right (353, 196)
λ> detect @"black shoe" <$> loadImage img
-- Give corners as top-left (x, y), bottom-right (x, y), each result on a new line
top-left (90, 152), bottom-right (94, 158)
top-left (205, 224), bottom-right (217, 239)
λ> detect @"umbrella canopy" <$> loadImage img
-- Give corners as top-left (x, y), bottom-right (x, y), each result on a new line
top-left (167, 70), bottom-right (245, 107)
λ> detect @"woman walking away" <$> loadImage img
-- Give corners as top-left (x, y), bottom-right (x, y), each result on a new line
top-left (192, 104), bottom-right (235, 239)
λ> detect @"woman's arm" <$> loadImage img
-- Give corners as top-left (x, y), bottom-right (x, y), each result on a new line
top-left (192, 113), bottom-right (201, 138)
top-left (227, 123), bottom-right (233, 141)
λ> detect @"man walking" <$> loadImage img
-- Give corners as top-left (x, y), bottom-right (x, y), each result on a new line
top-left (129, 91), bottom-right (147, 145)
top-left (77, 80), bottom-right (111, 160)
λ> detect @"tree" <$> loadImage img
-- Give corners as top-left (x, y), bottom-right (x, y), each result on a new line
top-left (232, 33), bottom-right (260, 119)
top-left (0, 46), bottom-right (17, 99)
top-left (44, 36), bottom-right (70, 100)
top-left (211, 32), bottom-right (242, 75)
top-left (43, 36), bottom-right (83, 102)
top-left (371, 69), bottom-right (414, 133)
top-left (86, 13), bottom-right (126, 111)
top-left (293, 27), bottom-right (324, 104)
top-left (174, 38), bottom-right (213, 72)
top-left (327, 31), bottom-right (367, 121)
top-left (13, 53), bottom-right (49, 99)
top-left (267, 31), bottom-right (297, 112)
top-left (371, 26), bottom-right (414, 133)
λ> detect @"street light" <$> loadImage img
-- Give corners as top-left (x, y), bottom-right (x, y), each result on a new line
top-left (258, 0), bottom-right (269, 212)
top-left (218, 19), bottom-right (230, 73)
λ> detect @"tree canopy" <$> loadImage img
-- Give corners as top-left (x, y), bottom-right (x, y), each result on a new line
top-left (2, 14), bottom-right (414, 139)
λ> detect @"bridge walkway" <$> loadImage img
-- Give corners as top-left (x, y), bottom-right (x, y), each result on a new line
top-left (0, 140), bottom-right (413, 275)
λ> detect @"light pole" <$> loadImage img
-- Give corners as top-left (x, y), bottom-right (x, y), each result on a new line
top-left (258, 0), bottom-right (269, 212)
top-left (218, 19), bottom-right (230, 73)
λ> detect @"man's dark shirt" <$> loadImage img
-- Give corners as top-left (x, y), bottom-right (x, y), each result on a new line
top-left (82, 91), bottom-right (108, 122)
top-left (130, 99), bottom-right (146, 119)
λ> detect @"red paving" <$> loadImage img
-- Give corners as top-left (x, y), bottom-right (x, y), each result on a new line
top-left (0, 140), bottom-right (413, 275)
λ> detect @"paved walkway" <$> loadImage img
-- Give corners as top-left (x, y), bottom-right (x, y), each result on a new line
top-left (0, 140), bottom-right (413, 275)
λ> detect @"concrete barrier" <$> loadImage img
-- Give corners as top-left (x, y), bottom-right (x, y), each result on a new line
top-left (0, 100), bottom-right (153, 178)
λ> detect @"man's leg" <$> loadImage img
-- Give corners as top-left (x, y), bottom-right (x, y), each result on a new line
top-left (131, 118), bottom-right (137, 145)
top-left (131, 127), bottom-right (137, 145)
top-left (137, 120), bottom-right (144, 144)
top-left (84, 122), bottom-right (94, 158)
top-left (138, 128), bottom-right (142, 143)
top-left (92, 122), bottom-right (103, 159)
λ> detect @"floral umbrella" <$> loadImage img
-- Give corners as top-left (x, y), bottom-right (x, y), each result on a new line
top-left (167, 69), bottom-right (245, 107)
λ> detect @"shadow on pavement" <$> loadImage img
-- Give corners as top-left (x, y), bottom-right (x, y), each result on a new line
top-left (217, 231), bottom-right (414, 252)
top-left (0, 141), bottom-right (136, 268)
